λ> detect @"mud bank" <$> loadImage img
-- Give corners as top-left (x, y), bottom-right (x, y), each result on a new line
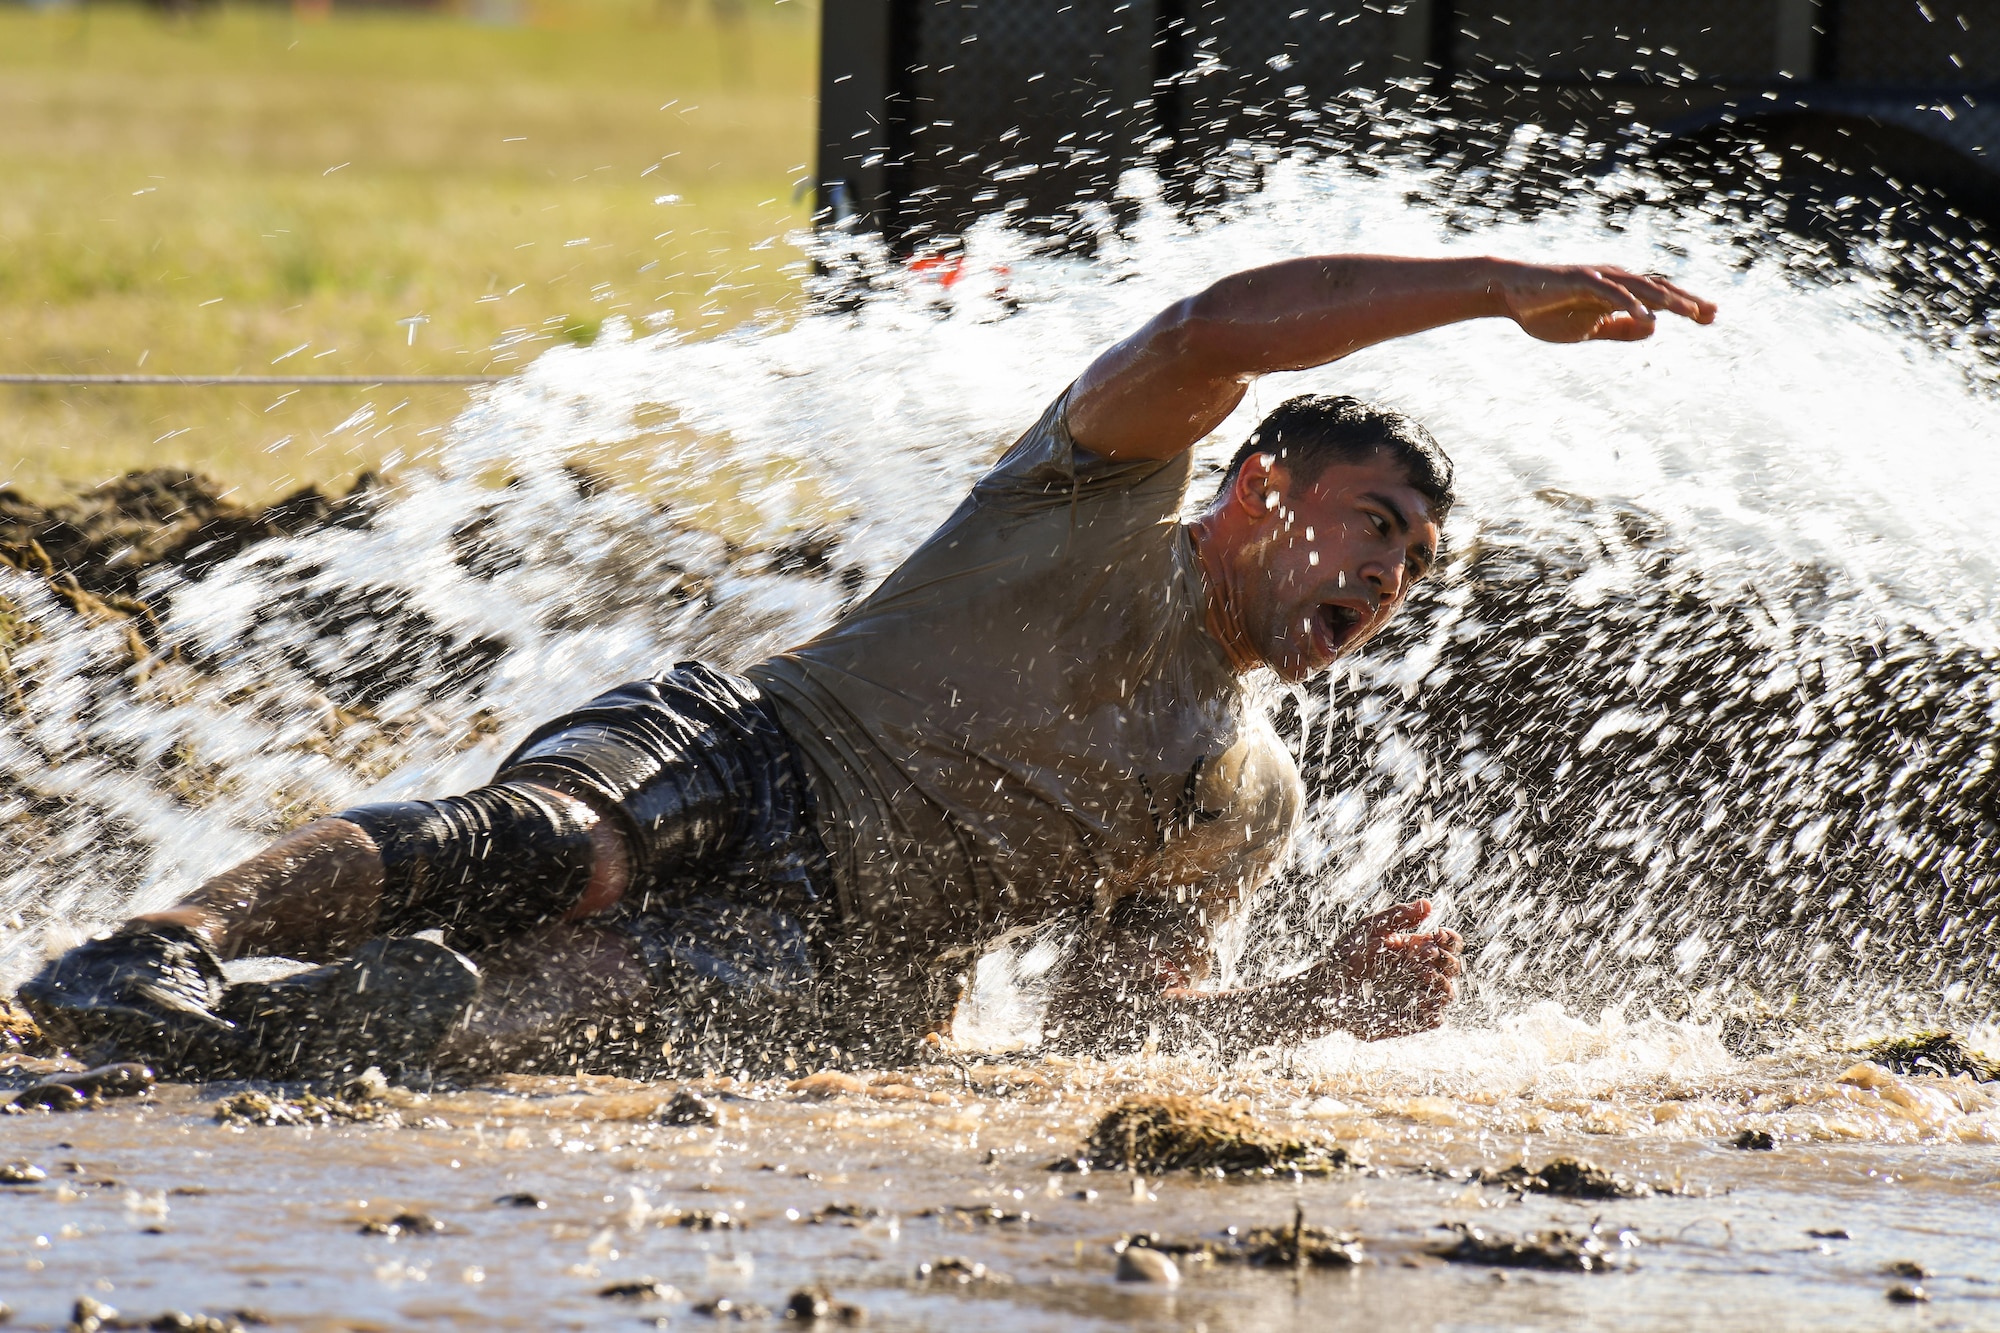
top-left (2, 1046), bottom-right (1997, 1332)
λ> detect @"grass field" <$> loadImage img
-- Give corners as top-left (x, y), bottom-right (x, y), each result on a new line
top-left (0, 0), bottom-right (818, 503)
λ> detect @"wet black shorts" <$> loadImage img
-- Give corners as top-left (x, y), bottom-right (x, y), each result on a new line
top-left (495, 662), bottom-right (837, 1033)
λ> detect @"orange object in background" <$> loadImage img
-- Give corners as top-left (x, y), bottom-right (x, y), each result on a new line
top-left (906, 252), bottom-right (1009, 299)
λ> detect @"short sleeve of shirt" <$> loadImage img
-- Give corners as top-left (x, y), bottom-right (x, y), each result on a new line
top-left (969, 386), bottom-right (1187, 514)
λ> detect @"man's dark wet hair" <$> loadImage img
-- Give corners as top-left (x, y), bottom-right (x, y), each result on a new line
top-left (1215, 394), bottom-right (1455, 520)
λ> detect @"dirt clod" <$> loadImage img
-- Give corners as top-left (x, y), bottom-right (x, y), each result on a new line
top-left (782, 1285), bottom-right (865, 1321)
top-left (0, 996), bottom-right (54, 1055)
top-left (800, 1202), bottom-right (885, 1225)
top-left (916, 1256), bottom-right (1011, 1285)
top-left (70, 1296), bottom-right (119, 1332)
top-left (358, 1211), bottom-right (445, 1236)
top-left (1073, 1095), bottom-right (1353, 1176)
top-left (15, 1062), bottom-right (156, 1112)
top-left (920, 1202), bottom-right (1032, 1226)
top-left (1887, 1283), bottom-right (1930, 1303)
top-left (1733, 1129), bottom-right (1777, 1150)
top-left (597, 1279), bottom-right (680, 1301)
top-left (691, 1297), bottom-right (769, 1320)
top-left (1435, 1221), bottom-right (1639, 1272)
top-left (668, 1207), bottom-right (741, 1231)
top-left (1481, 1157), bottom-right (1654, 1199)
top-left (1130, 1215), bottom-right (1365, 1269)
top-left (1, 1160), bottom-right (48, 1184)
top-left (655, 1089), bottom-right (719, 1125)
top-left (1886, 1259), bottom-right (1930, 1278)
top-left (1861, 1031), bottom-right (2000, 1081)
top-left (213, 1089), bottom-right (397, 1128)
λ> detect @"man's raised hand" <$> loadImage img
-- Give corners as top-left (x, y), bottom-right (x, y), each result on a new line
top-left (1490, 262), bottom-right (1717, 344)
top-left (1310, 898), bottom-right (1463, 1040)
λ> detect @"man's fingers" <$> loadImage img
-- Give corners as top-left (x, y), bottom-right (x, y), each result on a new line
top-left (1362, 899), bottom-right (1432, 937)
top-left (1598, 267), bottom-right (1719, 323)
top-left (1577, 271), bottom-right (1655, 326)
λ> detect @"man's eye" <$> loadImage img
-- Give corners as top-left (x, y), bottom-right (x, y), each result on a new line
top-left (1366, 513), bottom-right (1388, 535)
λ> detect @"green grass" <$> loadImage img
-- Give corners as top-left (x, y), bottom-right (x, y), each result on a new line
top-left (0, 0), bottom-right (818, 503)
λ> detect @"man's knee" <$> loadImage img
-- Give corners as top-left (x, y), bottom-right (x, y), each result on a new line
top-left (336, 781), bottom-right (601, 952)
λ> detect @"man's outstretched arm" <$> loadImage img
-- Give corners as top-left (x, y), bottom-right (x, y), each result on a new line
top-left (1068, 255), bottom-right (1717, 462)
top-left (1046, 896), bottom-right (1463, 1053)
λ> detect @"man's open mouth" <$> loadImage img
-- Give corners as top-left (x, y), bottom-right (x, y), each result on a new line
top-left (1315, 602), bottom-right (1365, 656)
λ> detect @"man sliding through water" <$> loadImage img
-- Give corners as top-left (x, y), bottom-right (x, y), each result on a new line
top-left (24, 254), bottom-right (1715, 1079)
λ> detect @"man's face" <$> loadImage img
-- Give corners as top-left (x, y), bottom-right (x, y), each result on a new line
top-left (1219, 454), bottom-right (1441, 683)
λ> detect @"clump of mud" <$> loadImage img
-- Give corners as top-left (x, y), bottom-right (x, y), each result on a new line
top-left (1070, 1095), bottom-right (1353, 1175)
top-left (0, 469), bottom-right (375, 706)
top-left (1860, 1032), bottom-right (2000, 1082)
top-left (213, 1088), bottom-right (400, 1128)
top-left (1128, 1212), bottom-right (1365, 1268)
top-left (1436, 1221), bottom-right (1641, 1272)
top-left (0, 997), bottom-right (53, 1055)
top-left (1480, 1156), bottom-right (1654, 1200)
top-left (0, 469), bottom-right (376, 602)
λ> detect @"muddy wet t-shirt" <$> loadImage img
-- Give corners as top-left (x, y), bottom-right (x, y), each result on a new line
top-left (747, 390), bottom-right (1301, 973)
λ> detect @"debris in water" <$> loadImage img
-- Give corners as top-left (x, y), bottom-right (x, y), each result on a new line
top-left (1886, 1259), bottom-right (1930, 1278)
top-left (1887, 1284), bottom-right (1930, 1303)
top-left (597, 1278), bottom-right (680, 1301)
top-left (1860, 1031), bottom-right (2000, 1082)
top-left (1069, 1095), bottom-right (1352, 1175)
top-left (691, 1297), bottom-right (770, 1320)
top-left (213, 1089), bottom-right (398, 1128)
top-left (495, 1192), bottom-right (546, 1209)
top-left (1807, 1228), bottom-right (1850, 1239)
top-left (342, 1067), bottom-right (391, 1102)
top-left (69, 1297), bottom-right (120, 1332)
top-left (1732, 1130), bottom-right (1776, 1151)
top-left (1, 1160), bottom-right (48, 1184)
top-left (1115, 1245), bottom-right (1181, 1285)
top-left (799, 1202), bottom-right (886, 1225)
top-left (655, 1089), bottom-right (720, 1125)
top-left (1128, 1210), bottom-right (1364, 1269)
top-left (665, 1207), bottom-right (741, 1230)
top-left (916, 1256), bottom-right (1012, 1285)
top-left (1435, 1221), bottom-right (1639, 1272)
top-left (919, 1202), bottom-right (1032, 1226)
top-left (1481, 1157), bottom-right (1654, 1199)
top-left (784, 1285), bottom-right (867, 1322)
top-left (13, 1061), bottom-right (156, 1112)
top-left (358, 1211), bottom-right (446, 1237)
top-left (12, 1080), bottom-right (84, 1112)
top-left (0, 996), bottom-right (53, 1054)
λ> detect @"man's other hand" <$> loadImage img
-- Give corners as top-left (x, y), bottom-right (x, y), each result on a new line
top-left (1312, 898), bottom-right (1463, 1040)
top-left (1491, 262), bottom-right (1718, 344)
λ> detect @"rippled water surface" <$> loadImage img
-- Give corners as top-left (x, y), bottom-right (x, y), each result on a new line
top-left (5, 116), bottom-right (2000, 1327)
top-left (4, 1043), bottom-right (1999, 1331)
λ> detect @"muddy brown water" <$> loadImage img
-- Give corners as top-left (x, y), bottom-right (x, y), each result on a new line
top-left (3, 1051), bottom-right (1997, 1332)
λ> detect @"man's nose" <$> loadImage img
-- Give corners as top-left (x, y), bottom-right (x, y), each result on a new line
top-left (1362, 558), bottom-right (1403, 602)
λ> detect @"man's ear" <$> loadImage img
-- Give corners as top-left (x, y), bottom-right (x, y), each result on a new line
top-left (1231, 452), bottom-right (1285, 517)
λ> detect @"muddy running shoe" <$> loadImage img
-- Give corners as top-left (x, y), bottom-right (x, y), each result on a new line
top-left (220, 936), bottom-right (481, 1082)
top-left (17, 924), bottom-right (251, 1076)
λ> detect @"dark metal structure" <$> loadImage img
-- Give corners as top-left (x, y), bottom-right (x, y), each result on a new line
top-left (817, 0), bottom-right (2000, 244)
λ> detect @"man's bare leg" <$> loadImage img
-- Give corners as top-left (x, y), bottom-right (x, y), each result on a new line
top-left (124, 785), bottom-right (633, 963)
top-left (18, 782), bottom-right (641, 1075)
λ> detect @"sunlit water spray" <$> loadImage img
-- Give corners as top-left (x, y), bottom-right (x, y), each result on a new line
top-left (4, 125), bottom-right (1998, 1131)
